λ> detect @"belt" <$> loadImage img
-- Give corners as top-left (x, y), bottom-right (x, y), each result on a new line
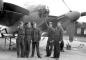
top-left (25, 34), bottom-right (31, 35)
top-left (19, 34), bottom-right (24, 35)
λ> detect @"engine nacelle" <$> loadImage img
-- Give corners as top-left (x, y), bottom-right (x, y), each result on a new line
top-left (65, 11), bottom-right (81, 21)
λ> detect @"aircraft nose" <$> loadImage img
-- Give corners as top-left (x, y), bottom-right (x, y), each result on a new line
top-left (65, 11), bottom-right (81, 21)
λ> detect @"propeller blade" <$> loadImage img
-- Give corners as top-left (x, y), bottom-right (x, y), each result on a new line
top-left (81, 12), bottom-right (86, 16)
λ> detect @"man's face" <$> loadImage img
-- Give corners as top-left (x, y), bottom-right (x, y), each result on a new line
top-left (19, 21), bottom-right (24, 27)
top-left (27, 22), bottom-right (31, 28)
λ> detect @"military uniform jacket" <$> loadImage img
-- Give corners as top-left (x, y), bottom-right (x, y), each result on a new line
top-left (54, 27), bottom-right (63, 42)
top-left (17, 26), bottom-right (25, 42)
top-left (17, 27), bottom-right (25, 36)
top-left (25, 26), bottom-right (32, 40)
top-left (32, 28), bottom-right (41, 42)
top-left (47, 27), bottom-right (55, 39)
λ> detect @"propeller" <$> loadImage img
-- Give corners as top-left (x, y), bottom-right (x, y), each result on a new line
top-left (81, 12), bottom-right (86, 16)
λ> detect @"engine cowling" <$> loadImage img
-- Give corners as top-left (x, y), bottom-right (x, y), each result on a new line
top-left (65, 11), bottom-right (81, 21)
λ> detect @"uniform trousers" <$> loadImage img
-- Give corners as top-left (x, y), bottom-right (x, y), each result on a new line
top-left (31, 42), bottom-right (40, 57)
top-left (46, 38), bottom-right (53, 56)
top-left (53, 41), bottom-right (60, 58)
top-left (16, 35), bottom-right (25, 57)
top-left (24, 39), bottom-right (31, 57)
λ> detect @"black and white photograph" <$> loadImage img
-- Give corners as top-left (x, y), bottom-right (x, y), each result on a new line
top-left (0, 0), bottom-right (86, 60)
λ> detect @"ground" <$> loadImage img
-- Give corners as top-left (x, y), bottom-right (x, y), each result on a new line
top-left (0, 36), bottom-right (86, 60)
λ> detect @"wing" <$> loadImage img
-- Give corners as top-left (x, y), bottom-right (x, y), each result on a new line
top-left (0, 2), bottom-right (29, 26)
top-left (40, 11), bottom-right (80, 42)
top-left (3, 2), bottom-right (29, 15)
top-left (0, 10), bottom-right (24, 26)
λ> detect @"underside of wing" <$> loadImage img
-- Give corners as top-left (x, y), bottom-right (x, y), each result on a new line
top-left (0, 2), bottom-right (29, 26)
top-left (0, 10), bottom-right (24, 26)
top-left (3, 2), bottom-right (29, 15)
top-left (39, 15), bottom-right (69, 31)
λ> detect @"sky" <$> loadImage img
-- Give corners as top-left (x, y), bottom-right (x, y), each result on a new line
top-left (3, 0), bottom-right (86, 22)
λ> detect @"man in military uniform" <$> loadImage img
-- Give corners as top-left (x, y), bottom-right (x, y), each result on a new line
top-left (45, 22), bottom-right (55, 57)
top-left (24, 22), bottom-right (32, 57)
top-left (53, 22), bottom-right (63, 60)
top-left (16, 21), bottom-right (25, 57)
top-left (31, 22), bottom-right (41, 58)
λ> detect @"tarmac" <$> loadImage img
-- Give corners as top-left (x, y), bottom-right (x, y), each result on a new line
top-left (0, 36), bottom-right (86, 60)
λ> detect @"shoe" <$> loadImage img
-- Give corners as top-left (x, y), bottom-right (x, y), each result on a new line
top-left (38, 56), bottom-right (41, 58)
top-left (45, 55), bottom-right (50, 57)
top-left (21, 56), bottom-right (25, 58)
